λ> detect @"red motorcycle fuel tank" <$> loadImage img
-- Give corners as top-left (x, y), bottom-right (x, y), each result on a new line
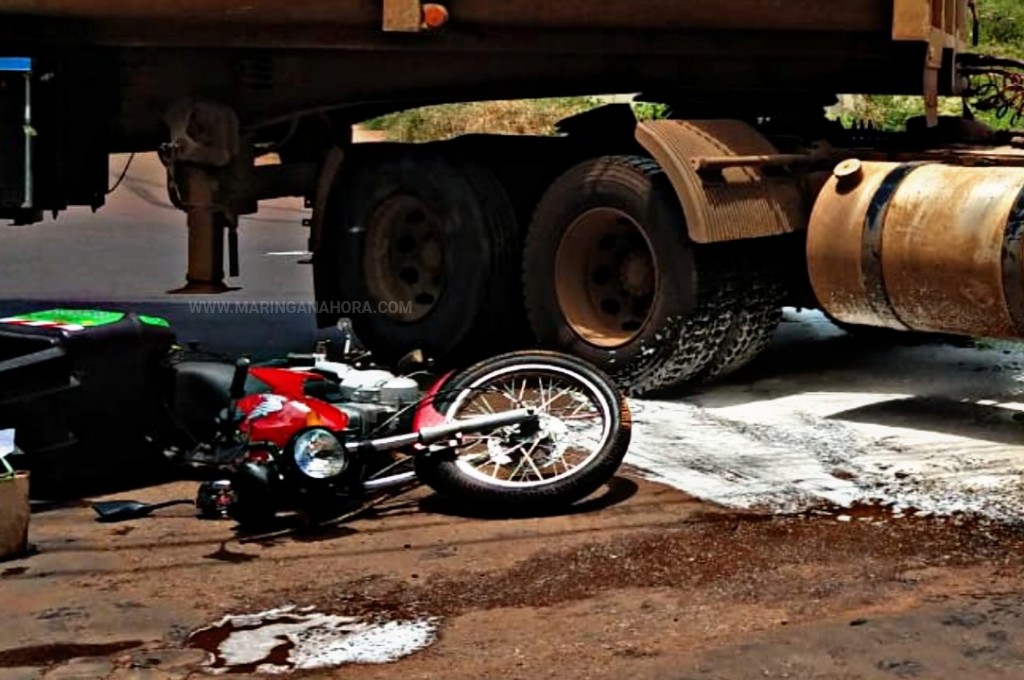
top-left (250, 366), bottom-right (324, 400)
top-left (237, 392), bottom-right (348, 449)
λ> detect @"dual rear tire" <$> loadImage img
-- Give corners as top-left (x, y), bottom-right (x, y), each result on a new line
top-left (315, 149), bottom-right (783, 395)
top-left (314, 147), bottom-right (525, 368)
top-left (523, 155), bottom-right (784, 395)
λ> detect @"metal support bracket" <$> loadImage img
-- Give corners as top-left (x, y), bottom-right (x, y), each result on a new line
top-left (383, 0), bottom-right (423, 31)
top-left (924, 30), bottom-right (947, 128)
top-left (0, 57), bottom-right (34, 212)
top-left (382, 0), bottom-right (449, 32)
top-left (160, 99), bottom-right (245, 294)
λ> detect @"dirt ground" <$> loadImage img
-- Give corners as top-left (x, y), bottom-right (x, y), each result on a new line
top-left (4, 470), bottom-right (1024, 680)
top-left (6, 149), bottom-right (1024, 678)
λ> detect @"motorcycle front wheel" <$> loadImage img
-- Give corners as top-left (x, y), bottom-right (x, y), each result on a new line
top-left (415, 350), bottom-right (632, 514)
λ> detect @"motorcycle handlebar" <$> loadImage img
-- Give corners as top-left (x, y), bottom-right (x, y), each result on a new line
top-left (230, 357), bottom-right (251, 400)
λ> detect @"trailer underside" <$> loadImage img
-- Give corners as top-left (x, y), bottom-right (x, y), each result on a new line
top-left (4, 0), bottom-right (1016, 396)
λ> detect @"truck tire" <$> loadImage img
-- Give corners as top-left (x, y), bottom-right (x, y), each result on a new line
top-left (522, 155), bottom-right (734, 396)
top-left (693, 254), bottom-right (785, 382)
top-left (315, 148), bottom-right (521, 366)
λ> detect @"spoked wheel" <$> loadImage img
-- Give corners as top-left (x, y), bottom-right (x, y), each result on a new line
top-left (415, 351), bottom-right (631, 515)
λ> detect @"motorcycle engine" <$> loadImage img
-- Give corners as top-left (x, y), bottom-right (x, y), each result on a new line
top-left (331, 369), bottom-right (420, 436)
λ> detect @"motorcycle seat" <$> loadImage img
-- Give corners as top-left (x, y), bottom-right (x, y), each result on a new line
top-left (170, 361), bottom-right (271, 441)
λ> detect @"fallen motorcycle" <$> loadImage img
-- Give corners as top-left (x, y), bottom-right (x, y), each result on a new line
top-left (191, 345), bottom-right (632, 528)
top-left (0, 309), bottom-right (632, 526)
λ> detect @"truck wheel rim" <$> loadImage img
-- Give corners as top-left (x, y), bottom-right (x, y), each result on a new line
top-left (363, 195), bottom-right (445, 323)
top-left (555, 208), bottom-right (657, 348)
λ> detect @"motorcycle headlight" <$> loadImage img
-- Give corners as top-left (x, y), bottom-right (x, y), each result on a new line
top-left (291, 428), bottom-right (348, 479)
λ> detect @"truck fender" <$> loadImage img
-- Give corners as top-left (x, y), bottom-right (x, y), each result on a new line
top-left (634, 119), bottom-right (806, 243)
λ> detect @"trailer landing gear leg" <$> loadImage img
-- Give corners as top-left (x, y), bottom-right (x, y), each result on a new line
top-left (160, 99), bottom-right (249, 294)
top-left (164, 164), bottom-right (241, 294)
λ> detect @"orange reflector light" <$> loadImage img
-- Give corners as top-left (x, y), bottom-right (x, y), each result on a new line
top-left (422, 3), bottom-right (449, 29)
top-left (305, 411), bottom-right (324, 427)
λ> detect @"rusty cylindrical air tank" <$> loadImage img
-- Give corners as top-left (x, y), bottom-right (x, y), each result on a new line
top-left (806, 159), bottom-right (1024, 339)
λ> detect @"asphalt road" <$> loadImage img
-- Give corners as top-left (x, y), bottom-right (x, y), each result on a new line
top-left (0, 153), bottom-right (321, 358)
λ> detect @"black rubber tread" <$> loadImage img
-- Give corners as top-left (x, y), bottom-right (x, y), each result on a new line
top-left (414, 350), bottom-right (632, 516)
top-left (459, 153), bottom-right (530, 348)
top-left (315, 147), bottom-right (522, 367)
top-left (523, 155), bottom-right (707, 396)
top-left (694, 251), bottom-right (786, 383)
top-left (624, 245), bottom-right (745, 396)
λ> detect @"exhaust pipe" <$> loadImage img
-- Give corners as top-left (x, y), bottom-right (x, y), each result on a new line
top-left (346, 408), bottom-right (537, 454)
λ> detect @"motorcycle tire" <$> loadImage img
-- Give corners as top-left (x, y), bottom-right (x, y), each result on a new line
top-left (415, 350), bottom-right (632, 515)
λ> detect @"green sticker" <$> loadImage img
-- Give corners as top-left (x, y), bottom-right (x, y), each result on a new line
top-left (4, 309), bottom-right (125, 327)
top-left (138, 314), bottom-right (171, 328)
top-left (1, 309), bottom-right (171, 329)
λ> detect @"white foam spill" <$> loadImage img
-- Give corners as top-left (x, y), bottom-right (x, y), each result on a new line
top-left (626, 393), bottom-right (1024, 521)
top-left (623, 311), bottom-right (1024, 522)
top-left (196, 606), bottom-right (439, 674)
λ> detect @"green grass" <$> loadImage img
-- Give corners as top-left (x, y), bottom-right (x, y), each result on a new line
top-left (361, 98), bottom-right (603, 142)
top-left (360, 98), bottom-right (670, 142)
top-left (978, 0), bottom-right (1024, 59)
top-left (838, 0), bottom-right (1024, 130)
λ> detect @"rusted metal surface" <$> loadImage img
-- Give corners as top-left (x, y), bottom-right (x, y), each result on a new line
top-left (883, 164), bottom-right (1024, 336)
top-left (382, 0), bottom-right (424, 32)
top-left (892, 0), bottom-right (969, 124)
top-left (555, 208), bottom-right (656, 348)
top-left (0, 1), bottom-right (968, 154)
top-left (635, 120), bottom-right (806, 244)
top-left (0, 0), bottom-right (894, 33)
top-left (806, 162), bottom-right (910, 330)
top-left (893, 0), bottom-right (970, 46)
top-left (690, 153), bottom-right (825, 172)
top-left (807, 160), bottom-right (1024, 339)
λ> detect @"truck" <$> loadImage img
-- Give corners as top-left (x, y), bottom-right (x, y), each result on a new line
top-left (2, 0), bottom-right (1023, 396)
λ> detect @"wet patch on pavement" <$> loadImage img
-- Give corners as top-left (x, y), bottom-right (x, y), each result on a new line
top-left (265, 510), bottom-right (1024, 622)
top-left (0, 640), bottom-right (144, 667)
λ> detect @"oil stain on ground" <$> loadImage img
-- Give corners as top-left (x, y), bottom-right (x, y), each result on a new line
top-left (269, 510), bottom-right (1024, 620)
top-left (0, 640), bottom-right (144, 667)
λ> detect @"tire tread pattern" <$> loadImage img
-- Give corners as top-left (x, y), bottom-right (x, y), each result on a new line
top-left (415, 350), bottom-right (631, 515)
